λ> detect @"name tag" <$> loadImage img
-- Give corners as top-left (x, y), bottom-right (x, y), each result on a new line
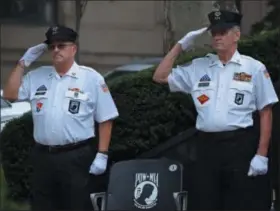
top-left (65, 90), bottom-right (88, 101)
top-left (198, 82), bottom-right (210, 87)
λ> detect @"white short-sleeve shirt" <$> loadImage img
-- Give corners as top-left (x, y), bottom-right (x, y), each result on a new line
top-left (18, 62), bottom-right (119, 145)
top-left (168, 50), bottom-right (279, 132)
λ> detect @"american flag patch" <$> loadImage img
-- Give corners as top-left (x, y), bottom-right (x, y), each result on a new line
top-left (263, 69), bottom-right (270, 78)
top-left (200, 74), bottom-right (211, 82)
top-left (101, 83), bottom-right (109, 92)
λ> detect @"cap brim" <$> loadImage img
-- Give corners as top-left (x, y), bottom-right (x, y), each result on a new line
top-left (208, 22), bottom-right (237, 32)
top-left (44, 35), bottom-right (75, 45)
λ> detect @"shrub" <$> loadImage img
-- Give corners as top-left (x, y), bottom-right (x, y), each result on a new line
top-left (0, 28), bottom-right (279, 202)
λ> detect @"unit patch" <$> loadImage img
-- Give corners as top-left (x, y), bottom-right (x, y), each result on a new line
top-left (35, 85), bottom-right (47, 95)
top-left (197, 94), bottom-right (209, 105)
top-left (198, 74), bottom-right (211, 87)
top-left (36, 102), bottom-right (43, 112)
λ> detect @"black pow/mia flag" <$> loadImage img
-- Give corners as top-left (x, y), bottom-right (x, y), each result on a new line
top-left (68, 100), bottom-right (80, 114)
top-left (235, 93), bottom-right (244, 105)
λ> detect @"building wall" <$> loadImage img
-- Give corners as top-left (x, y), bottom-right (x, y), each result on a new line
top-left (0, 0), bottom-right (269, 87)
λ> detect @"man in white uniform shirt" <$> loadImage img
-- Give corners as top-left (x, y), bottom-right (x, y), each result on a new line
top-left (3, 25), bottom-right (119, 210)
top-left (153, 10), bottom-right (278, 211)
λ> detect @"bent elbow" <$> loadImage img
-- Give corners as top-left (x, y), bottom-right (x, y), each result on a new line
top-left (152, 75), bottom-right (159, 83)
top-left (152, 75), bottom-right (162, 84)
top-left (152, 75), bottom-right (167, 84)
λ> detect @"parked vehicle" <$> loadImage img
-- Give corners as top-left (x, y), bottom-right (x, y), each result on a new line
top-left (0, 90), bottom-right (31, 132)
top-left (104, 57), bottom-right (163, 82)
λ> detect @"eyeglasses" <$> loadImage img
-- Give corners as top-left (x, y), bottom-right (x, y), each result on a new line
top-left (48, 43), bottom-right (74, 50)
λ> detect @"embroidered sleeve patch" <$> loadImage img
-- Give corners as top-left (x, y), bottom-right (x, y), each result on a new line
top-left (263, 69), bottom-right (270, 78)
top-left (101, 83), bottom-right (109, 92)
top-left (197, 94), bottom-right (209, 105)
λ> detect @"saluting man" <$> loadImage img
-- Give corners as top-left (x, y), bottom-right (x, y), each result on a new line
top-left (3, 25), bottom-right (119, 210)
top-left (153, 9), bottom-right (279, 211)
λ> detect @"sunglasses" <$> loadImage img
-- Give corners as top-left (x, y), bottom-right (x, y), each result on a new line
top-left (48, 43), bottom-right (74, 50)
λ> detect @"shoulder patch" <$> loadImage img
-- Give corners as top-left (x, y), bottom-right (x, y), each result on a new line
top-left (262, 68), bottom-right (270, 78)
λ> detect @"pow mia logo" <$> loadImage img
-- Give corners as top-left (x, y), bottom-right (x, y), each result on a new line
top-left (134, 173), bottom-right (159, 209)
top-left (68, 100), bottom-right (80, 114)
top-left (235, 93), bottom-right (244, 105)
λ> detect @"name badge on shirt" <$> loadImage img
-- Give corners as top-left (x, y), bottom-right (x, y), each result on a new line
top-left (66, 89), bottom-right (88, 101)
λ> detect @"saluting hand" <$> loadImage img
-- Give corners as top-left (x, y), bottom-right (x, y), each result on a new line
top-left (89, 152), bottom-right (108, 175)
top-left (247, 154), bottom-right (268, 176)
top-left (178, 27), bottom-right (208, 51)
top-left (19, 43), bottom-right (47, 67)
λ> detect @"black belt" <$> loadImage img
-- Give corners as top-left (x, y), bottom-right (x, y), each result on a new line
top-left (35, 138), bottom-right (92, 153)
top-left (197, 126), bottom-right (254, 140)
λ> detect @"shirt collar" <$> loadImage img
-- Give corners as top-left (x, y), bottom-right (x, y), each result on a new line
top-left (208, 50), bottom-right (242, 67)
top-left (48, 62), bottom-right (80, 79)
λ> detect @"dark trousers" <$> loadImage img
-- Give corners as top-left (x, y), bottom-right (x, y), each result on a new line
top-left (187, 127), bottom-right (272, 211)
top-left (29, 142), bottom-right (96, 210)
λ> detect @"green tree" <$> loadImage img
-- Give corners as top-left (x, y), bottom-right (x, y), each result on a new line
top-left (251, 0), bottom-right (280, 34)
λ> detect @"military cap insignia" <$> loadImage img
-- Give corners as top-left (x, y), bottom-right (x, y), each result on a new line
top-left (52, 26), bottom-right (58, 35)
top-left (214, 11), bottom-right (221, 20)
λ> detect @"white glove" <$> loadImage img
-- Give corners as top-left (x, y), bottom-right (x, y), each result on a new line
top-left (178, 27), bottom-right (208, 51)
top-left (89, 152), bottom-right (108, 175)
top-left (19, 43), bottom-right (47, 67)
top-left (248, 154), bottom-right (268, 176)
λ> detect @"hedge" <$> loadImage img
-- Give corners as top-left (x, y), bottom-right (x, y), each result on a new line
top-left (0, 28), bottom-right (279, 202)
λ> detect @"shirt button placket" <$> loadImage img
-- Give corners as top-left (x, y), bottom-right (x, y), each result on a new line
top-left (51, 79), bottom-right (62, 137)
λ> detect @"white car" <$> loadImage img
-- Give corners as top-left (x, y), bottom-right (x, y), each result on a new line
top-left (1, 90), bottom-right (31, 132)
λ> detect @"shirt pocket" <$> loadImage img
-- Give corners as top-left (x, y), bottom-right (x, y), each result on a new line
top-left (228, 81), bottom-right (253, 108)
top-left (191, 81), bottom-right (216, 108)
top-left (30, 93), bottom-right (48, 115)
top-left (63, 90), bottom-right (91, 116)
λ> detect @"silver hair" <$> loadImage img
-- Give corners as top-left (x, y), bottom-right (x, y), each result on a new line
top-left (231, 26), bottom-right (241, 32)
